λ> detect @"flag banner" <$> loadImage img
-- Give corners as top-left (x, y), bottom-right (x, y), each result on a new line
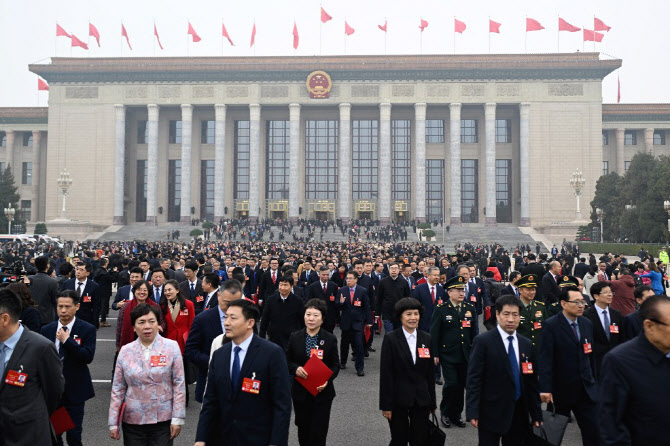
top-left (594, 17), bottom-right (611, 32)
top-left (583, 28), bottom-right (604, 42)
top-left (345, 21), bottom-right (355, 36)
top-left (455, 18), bottom-right (466, 33)
top-left (222, 22), bottom-right (234, 46)
top-left (292, 22), bottom-right (299, 49)
top-left (38, 78), bottom-right (49, 91)
top-left (419, 19), bottom-right (428, 32)
top-left (558, 18), bottom-right (580, 32)
top-left (250, 22), bottom-right (256, 47)
top-left (321, 7), bottom-right (332, 23)
top-left (489, 19), bottom-right (501, 33)
top-left (526, 18), bottom-right (544, 31)
top-left (188, 22), bottom-right (202, 42)
top-left (89, 23), bottom-right (101, 47)
top-left (154, 23), bottom-right (164, 49)
top-left (71, 34), bottom-right (88, 50)
top-left (121, 24), bottom-right (132, 50)
top-left (378, 20), bottom-right (387, 32)
top-left (56, 23), bottom-right (70, 38)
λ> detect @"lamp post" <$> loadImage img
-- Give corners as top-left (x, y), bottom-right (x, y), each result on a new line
top-left (596, 207), bottom-right (604, 243)
top-left (3, 206), bottom-right (15, 234)
top-left (570, 168), bottom-right (586, 220)
top-left (57, 168), bottom-right (73, 220)
top-left (664, 200), bottom-right (670, 234)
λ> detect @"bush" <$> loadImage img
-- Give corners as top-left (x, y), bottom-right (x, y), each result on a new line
top-left (579, 243), bottom-right (664, 258)
top-left (422, 229), bottom-right (436, 238)
top-left (417, 223), bottom-right (431, 230)
top-left (201, 221), bottom-right (214, 230)
top-left (189, 229), bottom-right (203, 238)
top-left (34, 223), bottom-right (48, 235)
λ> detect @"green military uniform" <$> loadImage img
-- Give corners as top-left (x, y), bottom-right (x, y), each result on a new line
top-left (548, 275), bottom-right (586, 316)
top-left (515, 274), bottom-right (548, 355)
top-left (430, 275), bottom-right (477, 423)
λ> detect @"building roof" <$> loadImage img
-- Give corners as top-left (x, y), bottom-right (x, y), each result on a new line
top-left (29, 53), bottom-right (621, 83)
top-left (0, 107), bottom-right (48, 125)
top-left (602, 104), bottom-right (670, 122)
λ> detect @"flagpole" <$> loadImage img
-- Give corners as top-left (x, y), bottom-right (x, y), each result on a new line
top-left (488, 17), bottom-right (491, 54)
top-left (593, 14), bottom-right (596, 53)
top-left (87, 18), bottom-right (90, 58)
top-left (524, 16), bottom-right (527, 53)
top-left (319, 5), bottom-right (323, 56)
top-left (120, 21), bottom-right (123, 57)
top-left (557, 14), bottom-right (560, 52)
top-left (187, 18), bottom-right (190, 57)
top-left (54, 22), bottom-right (57, 57)
top-left (153, 20), bottom-right (156, 57)
top-left (384, 18), bottom-right (387, 55)
top-left (582, 25), bottom-right (585, 52)
top-left (221, 19), bottom-right (224, 56)
top-left (344, 18), bottom-right (347, 55)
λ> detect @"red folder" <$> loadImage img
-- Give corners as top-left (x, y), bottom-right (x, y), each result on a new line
top-left (364, 325), bottom-right (371, 343)
top-left (295, 355), bottom-right (333, 397)
top-left (117, 402), bottom-right (126, 430)
top-left (50, 406), bottom-right (75, 435)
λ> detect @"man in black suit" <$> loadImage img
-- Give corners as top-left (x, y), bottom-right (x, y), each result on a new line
top-left (539, 286), bottom-right (599, 446)
top-left (501, 271), bottom-right (521, 298)
top-left (583, 282), bottom-right (623, 378)
top-left (574, 258), bottom-right (590, 279)
top-left (195, 299), bottom-right (291, 446)
top-left (111, 267), bottom-right (142, 311)
top-left (357, 260), bottom-right (379, 352)
top-left (520, 254), bottom-right (546, 301)
top-left (285, 269), bottom-right (306, 304)
top-left (299, 260), bottom-right (319, 288)
top-left (259, 275), bottom-right (304, 351)
top-left (149, 268), bottom-right (166, 305)
top-left (466, 295), bottom-right (542, 445)
top-left (41, 291), bottom-right (96, 446)
top-left (28, 255), bottom-right (59, 327)
top-left (61, 262), bottom-right (101, 329)
top-left (185, 279), bottom-right (243, 403)
top-left (412, 266), bottom-right (445, 333)
top-left (599, 295), bottom-right (670, 445)
top-left (201, 273), bottom-right (220, 310)
top-left (623, 285), bottom-right (654, 340)
top-left (376, 263), bottom-right (411, 333)
top-left (179, 261), bottom-right (205, 313)
top-left (305, 266), bottom-right (340, 332)
top-left (337, 271), bottom-right (373, 376)
top-left (540, 260), bottom-right (562, 305)
top-left (466, 263), bottom-right (489, 317)
top-left (258, 257), bottom-right (281, 307)
top-left (0, 289), bottom-right (64, 446)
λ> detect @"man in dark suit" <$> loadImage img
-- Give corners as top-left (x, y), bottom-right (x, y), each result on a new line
top-left (61, 262), bottom-right (101, 329)
top-left (501, 271), bottom-right (521, 298)
top-left (574, 258), bottom-right (590, 279)
top-left (185, 279), bottom-right (242, 403)
top-left (337, 271), bottom-right (372, 376)
top-left (358, 260), bottom-right (379, 352)
top-left (520, 254), bottom-right (546, 302)
top-left (413, 266), bottom-right (445, 333)
top-left (195, 299), bottom-right (291, 446)
top-left (111, 267), bottom-right (142, 311)
top-left (41, 290), bottom-right (96, 446)
top-left (583, 282), bottom-right (623, 378)
top-left (149, 268), bottom-right (166, 305)
top-left (305, 266), bottom-right (340, 332)
top-left (201, 273), bottom-right (221, 310)
top-left (259, 275), bottom-right (304, 351)
top-left (599, 295), bottom-right (670, 445)
top-left (159, 258), bottom-right (176, 280)
top-left (179, 261), bottom-right (205, 313)
top-left (466, 295), bottom-right (542, 445)
top-left (376, 263), bottom-right (411, 333)
top-left (540, 260), bottom-right (562, 304)
top-left (258, 258), bottom-right (281, 307)
top-left (466, 264), bottom-right (489, 317)
top-left (539, 286), bottom-right (599, 446)
top-left (0, 289), bottom-right (64, 446)
top-left (28, 255), bottom-right (59, 327)
top-left (299, 260), bottom-right (319, 288)
top-left (400, 263), bottom-right (417, 292)
top-left (623, 285), bottom-right (654, 341)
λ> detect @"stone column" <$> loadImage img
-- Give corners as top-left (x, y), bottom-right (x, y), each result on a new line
top-left (248, 104), bottom-right (261, 223)
top-left (485, 103), bottom-right (497, 226)
top-left (414, 103), bottom-right (427, 222)
top-left (519, 102), bottom-right (531, 227)
top-left (113, 104), bottom-right (126, 224)
top-left (615, 128), bottom-right (625, 174)
top-left (288, 103), bottom-right (301, 222)
top-left (644, 128), bottom-right (654, 155)
top-left (449, 103), bottom-right (462, 225)
top-left (31, 131), bottom-right (42, 222)
top-left (5, 130), bottom-right (14, 174)
top-left (214, 104), bottom-right (226, 222)
top-left (378, 103), bottom-right (392, 224)
top-left (146, 104), bottom-right (159, 225)
top-left (180, 104), bottom-right (193, 223)
top-left (338, 103), bottom-right (352, 222)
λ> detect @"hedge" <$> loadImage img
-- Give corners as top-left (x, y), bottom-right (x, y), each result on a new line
top-left (422, 229), bottom-right (436, 238)
top-left (417, 223), bottom-right (431, 230)
top-left (578, 243), bottom-right (666, 257)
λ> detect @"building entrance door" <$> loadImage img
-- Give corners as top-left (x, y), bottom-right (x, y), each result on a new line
top-left (315, 211), bottom-right (329, 221)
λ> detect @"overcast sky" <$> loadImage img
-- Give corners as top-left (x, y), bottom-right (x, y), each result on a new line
top-left (1, 0), bottom-right (668, 107)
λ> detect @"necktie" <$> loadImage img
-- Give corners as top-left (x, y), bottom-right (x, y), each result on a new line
top-left (571, 322), bottom-right (579, 341)
top-left (190, 283), bottom-right (195, 298)
top-left (323, 283), bottom-right (327, 294)
top-left (603, 310), bottom-right (610, 340)
top-left (155, 287), bottom-right (161, 302)
top-left (508, 336), bottom-right (521, 401)
top-left (272, 271), bottom-right (276, 284)
top-left (515, 287), bottom-right (520, 298)
top-left (76, 282), bottom-right (83, 297)
top-left (350, 288), bottom-right (354, 304)
top-left (231, 346), bottom-right (241, 390)
top-left (555, 275), bottom-right (560, 284)
top-left (407, 277), bottom-right (411, 288)
top-left (0, 343), bottom-right (6, 377)
top-left (431, 286), bottom-right (436, 304)
top-left (59, 327), bottom-right (68, 359)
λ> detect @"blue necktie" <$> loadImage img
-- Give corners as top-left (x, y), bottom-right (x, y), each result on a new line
top-left (508, 336), bottom-right (521, 401)
top-left (0, 343), bottom-right (6, 377)
top-left (190, 283), bottom-right (195, 298)
top-left (603, 310), bottom-right (610, 340)
top-left (231, 346), bottom-right (241, 390)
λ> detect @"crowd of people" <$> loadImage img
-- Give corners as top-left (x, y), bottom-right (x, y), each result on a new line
top-left (0, 236), bottom-right (668, 446)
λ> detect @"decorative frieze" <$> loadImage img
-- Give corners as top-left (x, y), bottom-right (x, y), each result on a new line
top-left (226, 86), bottom-right (248, 98)
top-left (261, 85), bottom-right (289, 98)
top-left (65, 86), bottom-right (99, 99)
top-left (125, 86), bottom-right (148, 98)
top-left (351, 85), bottom-right (379, 97)
top-left (496, 84), bottom-right (520, 96)
top-left (426, 85), bottom-right (450, 97)
top-left (159, 86), bottom-right (181, 98)
top-left (392, 85), bottom-right (415, 97)
top-left (548, 83), bottom-right (584, 96)
top-left (461, 84), bottom-right (485, 96)
top-left (192, 86), bottom-right (214, 98)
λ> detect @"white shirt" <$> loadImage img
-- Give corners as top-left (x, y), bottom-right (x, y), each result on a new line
top-left (204, 291), bottom-right (217, 308)
top-left (55, 317), bottom-right (76, 351)
top-left (596, 304), bottom-right (611, 331)
top-left (75, 278), bottom-right (88, 294)
top-left (496, 324), bottom-right (519, 365)
top-left (230, 333), bottom-right (254, 376)
top-left (402, 327), bottom-right (417, 364)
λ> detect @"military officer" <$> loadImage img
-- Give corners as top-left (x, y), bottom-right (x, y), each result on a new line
top-left (515, 274), bottom-right (548, 356)
top-left (548, 276), bottom-right (583, 316)
top-left (430, 275), bottom-right (477, 429)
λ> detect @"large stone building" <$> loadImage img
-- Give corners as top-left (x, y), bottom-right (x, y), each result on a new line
top-left (6, 52), bottom-right (664, 236)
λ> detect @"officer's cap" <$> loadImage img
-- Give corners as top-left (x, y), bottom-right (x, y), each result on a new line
top-left (516, 274), bottom-right (538, 288)
top-left (445, 275), bottom-right (467, 290)
top-left (558, 275), bottom-right (579, 288)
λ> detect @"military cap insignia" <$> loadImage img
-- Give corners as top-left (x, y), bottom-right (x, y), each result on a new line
top-left (465, 311), bottom-right (472, 317)
top-left (458, 276), bottom-right (463, 283)
top-left (529, 276), bottom-right (534, 281)
top-left (563, 276), bottom-right (569, 282)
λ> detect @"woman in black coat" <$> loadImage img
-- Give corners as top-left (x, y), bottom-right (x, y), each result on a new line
top-left (379, 297), bottom-right (437, 446)
top-left (285, 298), bottom-right (340, 446)
top-left (8, 281), bottom-right (41, 332)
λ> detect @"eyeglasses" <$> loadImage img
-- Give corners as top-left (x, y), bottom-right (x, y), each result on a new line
top-left (649, 318), bottom-right (670, 327)
top-left (565, 300), bottom-right (587, 307)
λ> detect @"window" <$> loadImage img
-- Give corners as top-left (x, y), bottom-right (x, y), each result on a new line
top-left (137, 120), bottom-right (148, 144)
top-left (22, 133), bottom-right (33, 147)
top-left (168, 160), bottom-right (181, 222)
top-left (624, 130), bottom-right (636, 145)
top-left (266, 121), bottom-right (290, 199)
top-left (353, 120), bottom-right (378, 200)
top-left (201, 121), bottom-right (215, 144)
top-left (201, 160), bottom-right (215, 221)
top-left (0, 132), bottom-right (5, 147)
top-left (20, 200), bottom-right (31, 222)
top-left (654, 130), bottom-right (665, 145)
top-left (234, 121), bottom-right (250, 200)
top-left (425, 160), bottom-right (444, 222)
top-left (135, 160), bottom-right (147, 222)
top-left (21, 162), bottom-right (32, 185)
top-left (305, 120), bottom-right (338, 200)
top-left (0, 162), bottom-right (5, 172)
top-left (495, 119), bottom-right (512, 143)
top-left (169, 120), bottom-right (182, 144)
top-left (425, 120), bottom-right (444, 143)
top-left (625, 161), bottom-right (631, 173)
top-left (495, 159), bottom-right (512, 223)
top-left (602, 161), bottom-right (609, 176)
top-left (602, 131), bottom-right (608, 146)
top-left (461, 160), bottom-right (478, 223)
top-left (461, 119), bottom-right (478, 143)
top-left (392, 120), bottom-right (411, 200)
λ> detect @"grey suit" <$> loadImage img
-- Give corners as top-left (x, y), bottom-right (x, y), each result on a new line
top-left (28, 271), bottom-right (59, 325)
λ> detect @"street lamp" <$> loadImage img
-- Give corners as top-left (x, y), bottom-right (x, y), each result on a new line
top-left (570, 168), bottom-right (586, 220)
top-left (664, 200), bottom-right (670, 234)
top-left (57, 168), bottom-right (73, 220)
top-left (596, 207), bottom-right (604, 243)
top-left (3, 206), bottom-right (15, 234)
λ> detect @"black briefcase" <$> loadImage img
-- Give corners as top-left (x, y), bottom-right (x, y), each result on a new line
top-left (532, 407), bottom-right (569, 446)
top-left (427, 412), bottom-right (446, 446)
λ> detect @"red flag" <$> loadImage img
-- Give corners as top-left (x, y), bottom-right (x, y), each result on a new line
top-left (526, 18), bottom-right (544, 31)
top-left (70, 34), bottom-right (88, 50)
top-left (378, 20), bottom-right (387, 32)
top-left (56, 23), bottom-right (70, 38)
top-left (121, 24), bottom-right (132, 50)
top-left (222, 21), bottom-right (234, 46)
top-left (583, 28), bottom-right (604, 42)
top-left (37, 78), bottom-right (49, 91)
top-left (320, 7), bottom-right (332, 23)
top-left (292, 22), bottom-right (299, 49)
top-left (617, 75), bottom-right (621, 103)
top-left (250, 22), bottom-right (256, 47)
top-left (188, 21), bottom-right (201, 42)
top-left (454, 18), bottom-right (466, 33)
top-left (489, 19), bottom-right (501, 33)
top-left (154, 23), bottom-right (164, 50)
top-left (558, 18), bottom-right (580, 32)
top-left (345, 21), bottom-right (355, 36)
top-left (89, 23), bottom-right (100, 47)
top-left (594, 17), bottom-right (611, 32)
top-left (419, 19), bottom-right (428, 32)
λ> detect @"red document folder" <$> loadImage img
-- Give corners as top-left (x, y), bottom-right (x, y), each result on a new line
top-left (295, 355), bottom-right (334, 397)
top-left (50, 406), bottom-right (75, 435)
top-left (117, 402), bottom-right (126, 430)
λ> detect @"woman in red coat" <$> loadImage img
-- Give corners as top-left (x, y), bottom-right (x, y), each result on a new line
top-left (160, 279), bottom-right (195, 354)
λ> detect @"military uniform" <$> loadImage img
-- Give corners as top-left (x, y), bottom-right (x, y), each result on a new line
top-left (548, 275), bottom-right (588, 316)
top-left (515, 274), bottom-right (548, 355)
top-left (430, 275), bottom-right (477, 426)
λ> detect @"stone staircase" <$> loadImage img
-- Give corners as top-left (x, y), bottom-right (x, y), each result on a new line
top-left (95, 223), bottom-right (196, 242)
top-left (425, 224), bottom-right (548, 253)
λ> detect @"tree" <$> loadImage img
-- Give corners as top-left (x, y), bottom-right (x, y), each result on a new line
top-left (201, 221), bottom-right (214, 230)
top-left (34, 223), bottom-right (48, 235)
top-left (190, 229), bottom-right (203, 239)
top-left (590, 172), bottom-right (624, 242)
top-left (0, 167), bottom-right (24, 233)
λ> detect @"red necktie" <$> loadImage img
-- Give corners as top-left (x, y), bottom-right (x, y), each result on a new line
top-left (272, 271), bottom-right (276, 284)
top-left (350, 288), bottom-right (354, 304)
top-left (323, 283), bottom-right (327, 294)
top-left (431, 286), bottom-right (436, 304)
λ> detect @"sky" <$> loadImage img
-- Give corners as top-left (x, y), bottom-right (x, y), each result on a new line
top-left (1, 0), bottom-right (669, 107)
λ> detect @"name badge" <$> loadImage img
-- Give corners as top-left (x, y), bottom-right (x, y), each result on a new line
top-left (418, 346), bottom-right (431, 358)
top-left (241, 376), bottom-right (261, 394)
top-left (354, 300), bottom-right (361, 307)
top-left (196, 295), bottom-right (204, 302)
top-left (437, 299), bottom-right (443, 305)
top-left (533, 321), bottom-right (542, 330)
top-left (522, 362), bottom-right (534, 374)
top-left (73, 336), bottom-right (81, 345)
top-left (583, 341), bottom-right (592, 355)
top-left (470, 295), bottom-right (477, 302)
top-left (150, 355), bottom-right (167, 367)
top-left (609, 324), bottom-right (619, 334)
top-left (82, 295), bottom-right (92, 303)
top-left (329, 295), bottom-right (335, 302)
top-left (310, 348), bottom-right (324, 359)
top-left (179, 309), bottom-right (189, 316)
top-left (4, 370), bottom-right (28, 387)
top-left (461, 320), bottom-right (471, 328)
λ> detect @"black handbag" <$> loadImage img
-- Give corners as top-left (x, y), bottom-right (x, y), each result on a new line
top-left (532, 406), bottom-right (569, 446)
top-left (427, 412), bottom-right (446, 446)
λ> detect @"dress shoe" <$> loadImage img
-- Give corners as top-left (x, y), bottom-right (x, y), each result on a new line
top-left (364, 351), bottom-right (370, 358)
top-left (99, 321), bottom-right (111, 327)
top-left (357, 370), bottom-right (365, 377)
top-left (368, 347), bottom-right (376, 352)
top-left (340, 363), bottom-right (347, 370)
top-left (440, 415), bottom-right (451, 428)
top-left (435, 378), bottom-right (444, 385)
top-left (450, 418), bottom-right (466, 428)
